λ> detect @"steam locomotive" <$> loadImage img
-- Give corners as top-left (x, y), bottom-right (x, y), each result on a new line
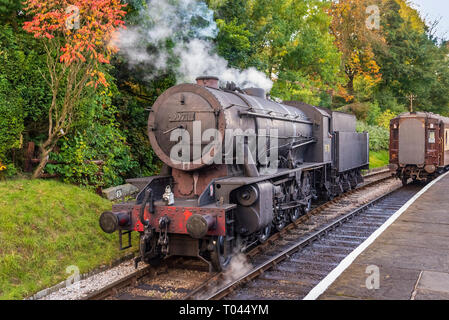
top-left (99, 76), bottom-right (369, 271)
top-left (390, 112), bottom-right (449, 185)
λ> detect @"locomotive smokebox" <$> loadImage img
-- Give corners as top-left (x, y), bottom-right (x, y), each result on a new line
top-left (196, 76), bottom-right (219, 89)
top-left (186, 214), bottom-right (216, 239)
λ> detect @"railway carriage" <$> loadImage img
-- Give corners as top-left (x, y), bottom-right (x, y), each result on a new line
top-left (390, 112), bottom-right (449, 185)
top-left (99, 76), bottom-right (369, 271)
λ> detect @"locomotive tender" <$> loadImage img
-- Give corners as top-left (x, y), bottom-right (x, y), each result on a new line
top-left (99, 76), bottom-right (369, 271)
top-left (390, 112), bottom-right (449, 185)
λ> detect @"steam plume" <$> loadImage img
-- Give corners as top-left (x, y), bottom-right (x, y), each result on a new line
top-left (115, 0), bottom-right (273, 91)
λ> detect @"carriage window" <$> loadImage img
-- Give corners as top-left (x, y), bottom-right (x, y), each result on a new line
top-left (429, 131), bottom-right (436, 144)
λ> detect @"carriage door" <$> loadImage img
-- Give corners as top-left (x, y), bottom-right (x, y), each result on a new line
top-left (442, 125), bottom-right (449, 166)
top-left (390, 119), bottom-right (399, 164)
top-left (399, 118), bottom-right (425, 165)
top-left (426, 119), bottom-right (440, 166)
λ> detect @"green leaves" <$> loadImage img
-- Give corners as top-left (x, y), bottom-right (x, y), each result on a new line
top-left (215, 0), bottom-right (342, 105)
top-left (357, 121), bottom-right (389, 152)
top-left (46, 89), bottom-right (139, 189)
top-left (0, 24), bottom-right (50, 163)
top-left (216, 19), bottom-right (252, 69)
top-left (0, 0), bottom-right (22, 24)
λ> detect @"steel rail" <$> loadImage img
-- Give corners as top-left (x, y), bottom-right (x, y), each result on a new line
top-left (203, 185), bottom-right (397, 300)
top-left (84, 257), bottom-right (191, 300)
top-left (85, 266), bottom-right (152, 300)
top-left (363, 167), bottom-right (391, 179)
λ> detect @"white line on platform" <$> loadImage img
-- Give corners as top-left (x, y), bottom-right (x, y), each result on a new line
top-left (303, 171), bottom-right (449, 300)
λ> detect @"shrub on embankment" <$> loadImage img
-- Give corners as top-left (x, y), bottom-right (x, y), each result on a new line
top-left (0, 179), bottom-right (134, 300)
top-left (356, 121), bottom-right (390, 152)
top-left (356, 121), bottom-right (390, 169)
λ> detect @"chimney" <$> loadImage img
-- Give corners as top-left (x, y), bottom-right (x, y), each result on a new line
top-left (196, 76), bottom-right (219, 89)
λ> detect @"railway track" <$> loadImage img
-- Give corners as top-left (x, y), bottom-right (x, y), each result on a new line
top-left (86, 171), bottom-right (398, 300)
top-left (361, 167), bottom-right (391, 183)
top-left (85, 257), bottom-right (212, 300)
top-left (189, 184), bottom-right (421, 300)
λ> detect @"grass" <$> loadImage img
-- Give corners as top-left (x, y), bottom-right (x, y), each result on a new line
top-left (0, 151), bottom-right (390, 299)
top-left (0, 179), bottom-right (137, 300)
top-left (370, 150), bottom-right (390, 169)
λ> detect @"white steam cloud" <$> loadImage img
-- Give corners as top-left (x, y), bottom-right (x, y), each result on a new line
top-left (114, 0), bottom-right (273, 91)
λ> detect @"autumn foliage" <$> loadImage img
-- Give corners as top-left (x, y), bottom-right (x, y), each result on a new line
top-left (328, 0), bottom-right (385, 101)
top-left (21, 0), bottom-right (127, 178)
top-left (23, 0), bottom-right (127, 86)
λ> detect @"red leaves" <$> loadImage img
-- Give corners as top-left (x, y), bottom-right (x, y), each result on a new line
top-left (23, 0), bottom-right (127, 87)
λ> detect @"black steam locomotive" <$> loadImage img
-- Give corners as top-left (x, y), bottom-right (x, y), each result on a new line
top-left (99, 76), bottom-right (369, 271)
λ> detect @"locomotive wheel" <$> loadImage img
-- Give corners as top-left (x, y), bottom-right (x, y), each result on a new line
top-left (302, 199), bottom-right (312, 214)
top-left (402, 177), bottom-right (408, 186)
top-left (274, 217), bottom-right (287, 231)
top-left (342, 175), bottom-right (351, 192)
top-left (290, 207), bottom-right (301, 222)
top-left (210, 236), bottom-right (233, 272)
top-left (349, 171), bottom-right (358, 189)
top-left (258, 225), bottom-right (272, 243)
top-left (337, 183), bottom-right (344, 195)
top-left (325, 191), bottom-right (334, 201)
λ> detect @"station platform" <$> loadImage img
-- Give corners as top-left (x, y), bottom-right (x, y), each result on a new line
top-left (313, 171), bottom-right (449, 300)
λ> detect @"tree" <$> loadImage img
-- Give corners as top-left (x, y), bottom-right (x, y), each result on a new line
top-left (374, 0), bottom-right (449, 114)
top-left (215, 18), bottom-right (253, 69)
top-left (215, 0), bottom-right (342, 105)
top-left (395, 0), bottom-right (426, 34)
top-left (0, 0), bottom-right (23, 28)
top-left (328, 0), bottom-right (385, 102)
top-left (22, 0), bottom-right (127, 178)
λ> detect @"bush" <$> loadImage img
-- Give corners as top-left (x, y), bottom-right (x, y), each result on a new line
top-left (376, 109), bottom-right (396, 129)
top-left (46, 88), bottom-right (139, 189)
top-left (113, 93), bottom-right (161, 178)
top-left (0, 26), bottom-right (24, 162)
top-left (0, 24), bottom-right (51, 170)
top-left (0, 93), bottom-right (23, 162)
top-left (0, 162), bottom-right (6, 180)
top-left (357, 121), bottom-right (389, 152)
top-left (366, 102), bottom-right (381, 126)
top-left (373, 90), bottom-right (406, 114)
top-left (0, 163), bottom-right (19, 180)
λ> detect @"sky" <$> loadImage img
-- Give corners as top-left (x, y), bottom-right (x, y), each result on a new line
top-left (410, 0), bottom-right (449, 39)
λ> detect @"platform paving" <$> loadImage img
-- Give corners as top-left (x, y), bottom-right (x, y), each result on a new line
top-left (319, 173), bottom-right (449, 300)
